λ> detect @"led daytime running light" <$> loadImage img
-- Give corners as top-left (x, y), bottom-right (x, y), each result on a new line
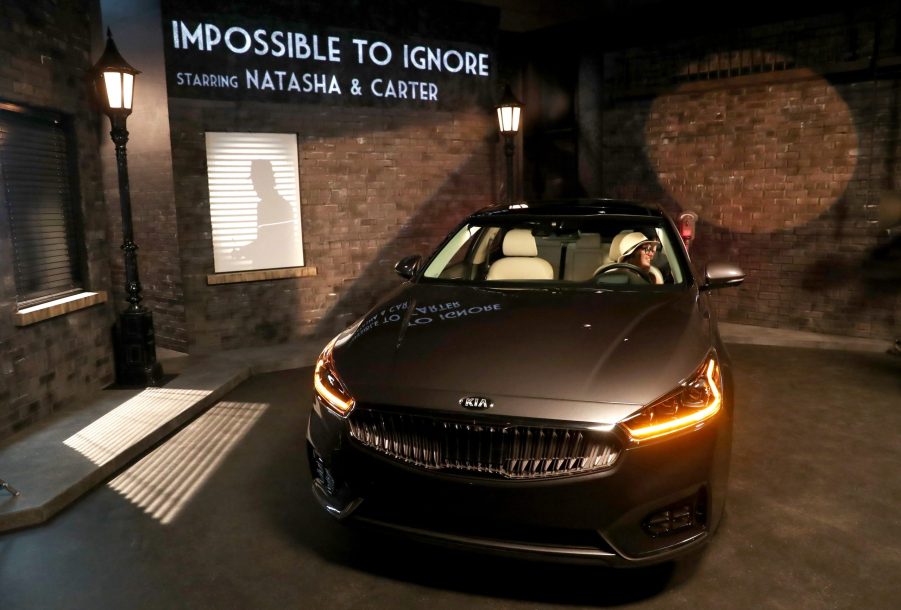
top-left (314, 347), bottom-right (355, 417)
top-left (623, 359), bottom-right (722, 441)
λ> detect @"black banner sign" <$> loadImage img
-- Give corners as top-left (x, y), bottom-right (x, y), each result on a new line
top-left (160, 4), bottom-right (496, 109)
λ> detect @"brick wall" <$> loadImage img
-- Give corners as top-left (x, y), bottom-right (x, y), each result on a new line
top-left (597, 13), bottom-right (901, 341)
top-left (169, 101), bottom-right (496, 351)
top-left (0, 0), bottom-right (115, 440)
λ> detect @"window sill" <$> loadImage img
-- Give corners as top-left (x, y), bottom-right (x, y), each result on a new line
top-left (207, 266), bottom-right (318, 285)
top-left (15, 291), bottom-right (108, 327)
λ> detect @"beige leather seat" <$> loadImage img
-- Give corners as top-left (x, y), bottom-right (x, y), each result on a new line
top-left (565, 233), bottom-right (605, 281)
top-left (487, 229), bottom-right (555, 280)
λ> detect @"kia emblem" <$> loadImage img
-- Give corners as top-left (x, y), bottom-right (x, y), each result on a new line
top-left (460, 396), bottom-right (493, 409)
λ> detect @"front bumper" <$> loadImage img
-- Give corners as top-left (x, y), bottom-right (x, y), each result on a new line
top-left (307, 397), bottom-right (731, 567)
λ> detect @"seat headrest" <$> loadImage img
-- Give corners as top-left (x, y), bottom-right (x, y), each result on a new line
top-left (502, 229), bottom-right (538, 257)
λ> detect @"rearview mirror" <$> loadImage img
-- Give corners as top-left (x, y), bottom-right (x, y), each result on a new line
top-left (394, 255), bottom-right (422, 280)
top-left (701, 261), bottom-right (745, 290)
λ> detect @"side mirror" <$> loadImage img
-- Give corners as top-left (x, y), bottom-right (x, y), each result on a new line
top-left (701, 261), bottom-right (745, 290)
top-left (394, 255), bottom-right (422, 280)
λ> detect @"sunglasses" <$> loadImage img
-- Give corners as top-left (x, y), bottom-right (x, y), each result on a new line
top-left (638, 244), bottom-right (659, 254)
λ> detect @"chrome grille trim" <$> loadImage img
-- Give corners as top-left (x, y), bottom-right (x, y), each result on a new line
top-left (349, 410), bottom-right (620, 479)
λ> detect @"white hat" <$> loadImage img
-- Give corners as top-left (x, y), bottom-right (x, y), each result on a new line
top-left (618, 232), bottom-right (660, 261)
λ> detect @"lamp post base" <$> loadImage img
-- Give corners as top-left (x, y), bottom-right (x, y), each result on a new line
top-left (114, 308), bottom-right (163, 387)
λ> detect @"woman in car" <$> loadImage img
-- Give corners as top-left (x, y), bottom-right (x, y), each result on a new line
top-left (617, 232), bottom-right (663, 284)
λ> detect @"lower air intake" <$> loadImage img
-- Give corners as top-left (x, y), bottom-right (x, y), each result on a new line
top-left (642, 488), bottom-right (708, 537)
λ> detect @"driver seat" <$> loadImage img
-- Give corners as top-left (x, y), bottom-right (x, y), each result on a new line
top-left (487, 229), bottom-right (555, 280)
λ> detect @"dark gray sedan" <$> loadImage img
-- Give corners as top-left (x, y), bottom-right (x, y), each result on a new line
top-left (307, 199), bottom-right (744, 566)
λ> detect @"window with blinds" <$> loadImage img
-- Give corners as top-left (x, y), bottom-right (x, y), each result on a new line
top-left (0, 105), bottom-right (83, 306)
top-left (205, 132), bottom-right (304, 273)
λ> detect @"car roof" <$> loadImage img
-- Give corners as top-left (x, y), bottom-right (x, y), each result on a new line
top-left (470, 198), bottom-right (665, 219)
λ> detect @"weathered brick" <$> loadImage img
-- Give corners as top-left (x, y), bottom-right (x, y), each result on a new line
top-left (0, 0), bottom-right (116, 441)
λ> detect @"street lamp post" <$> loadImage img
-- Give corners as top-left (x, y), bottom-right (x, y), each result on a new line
top-left (91, 29), bottom-right (162, 387)
top-left (496, 84), bottom-right (523, 204)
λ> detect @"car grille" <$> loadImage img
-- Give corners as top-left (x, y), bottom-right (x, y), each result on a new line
top-left (348, 409), bottom-right (620, 479)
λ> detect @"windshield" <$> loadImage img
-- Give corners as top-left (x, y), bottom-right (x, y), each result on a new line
top-left (422, 215), bottom-right (688, 288)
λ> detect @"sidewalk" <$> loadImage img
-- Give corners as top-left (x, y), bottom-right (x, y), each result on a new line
top-left (0, 340), bottom-right (324, 532)
top-left (0, 324), bottom-right (893, 533)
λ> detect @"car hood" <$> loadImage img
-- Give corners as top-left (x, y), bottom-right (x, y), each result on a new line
top-left (332, 282), bottom-right (714, 424)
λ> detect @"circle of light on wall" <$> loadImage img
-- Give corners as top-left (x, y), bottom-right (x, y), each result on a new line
top-left (645, 52), bottom-right (859, 234)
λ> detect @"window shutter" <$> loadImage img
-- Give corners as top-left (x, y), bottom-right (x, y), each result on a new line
top-left (0, 109), bottom-right (82, 305)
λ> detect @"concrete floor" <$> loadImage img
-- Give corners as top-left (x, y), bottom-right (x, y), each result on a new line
top-left (1, 345), bottom-right (899, 609)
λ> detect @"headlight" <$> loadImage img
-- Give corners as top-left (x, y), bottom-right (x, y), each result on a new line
top-left (620, 354), bottom-right (723, 441)
top-left (314, 339), bottom-right (355, 417)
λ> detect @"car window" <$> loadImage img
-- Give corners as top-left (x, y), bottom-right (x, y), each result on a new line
top-left (421, 216), bottom-right (688, 289)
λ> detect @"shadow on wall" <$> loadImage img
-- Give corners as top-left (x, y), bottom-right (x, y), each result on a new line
top-left (306, 143), bottom-right (498, 342)
top-left (232, 159), bottom-right (302, 269)
top-left (689, 209), bottom-right (899, 338)
top-left (800, 191), bottom-right (901, 322)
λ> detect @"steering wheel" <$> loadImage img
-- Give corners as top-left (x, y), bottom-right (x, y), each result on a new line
top-left (594, 263), bottom-right (652, 284)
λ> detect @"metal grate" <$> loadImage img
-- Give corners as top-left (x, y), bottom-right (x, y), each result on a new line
top-left (349, 409), bottom-right (620, 479)
top-left (604, 11), bottom-right (886, 97)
